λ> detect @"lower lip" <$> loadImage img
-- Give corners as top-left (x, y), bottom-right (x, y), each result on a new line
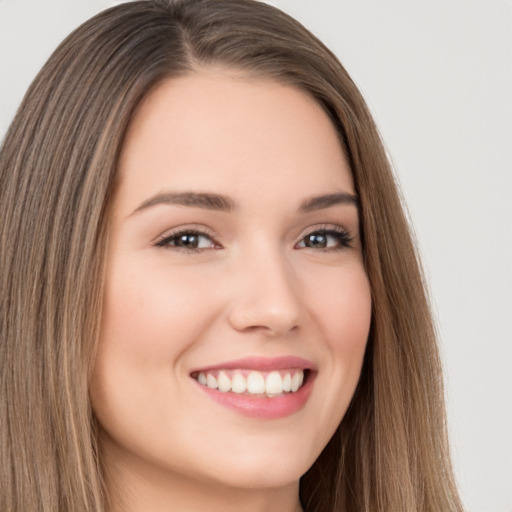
top-left (194, 373), bottom-right (315, 419)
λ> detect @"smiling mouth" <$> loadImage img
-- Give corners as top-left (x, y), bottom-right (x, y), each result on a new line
top-left (190, 368), bottom-right (309, 397)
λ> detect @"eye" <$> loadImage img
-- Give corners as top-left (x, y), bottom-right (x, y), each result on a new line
top-left (155, 229), bottom-right (219, 252)
top-left (296, 227), bottom-right (354, 250)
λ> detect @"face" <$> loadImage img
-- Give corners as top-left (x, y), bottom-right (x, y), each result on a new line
top-left (90, 70), bottom-right (371, 497)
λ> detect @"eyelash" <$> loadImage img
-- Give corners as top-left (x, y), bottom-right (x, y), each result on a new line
top-left (155, 227), bottom-right (219, 253)
top-left (296, 225), bottom-right (354, 251)
top-left (155, 224), bottom-right (354, 254)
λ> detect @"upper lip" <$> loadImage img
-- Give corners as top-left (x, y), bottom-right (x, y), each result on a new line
top-left (190, 356), bottom-right (317, 374)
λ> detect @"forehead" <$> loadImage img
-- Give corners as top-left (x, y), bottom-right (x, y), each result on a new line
top-left (115, 69), bottom-right (354, 213)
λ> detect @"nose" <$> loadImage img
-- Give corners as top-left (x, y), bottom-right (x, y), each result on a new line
top-left (226, 248), bottom-right (304, 337)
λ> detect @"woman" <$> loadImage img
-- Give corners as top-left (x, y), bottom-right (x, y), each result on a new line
top-left (0, 1), bottom-right (463, 511)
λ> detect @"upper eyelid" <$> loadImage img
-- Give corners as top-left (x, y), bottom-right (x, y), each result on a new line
top-left (154, 225), bottom-right (218, 243)
top-left (297, 223), bottom-right (352, 238)
top-left (156, 222), bottom-right (351, 237)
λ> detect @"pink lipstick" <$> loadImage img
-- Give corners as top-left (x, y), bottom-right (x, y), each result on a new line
top-left (190, 356), bottom-right (317, 419)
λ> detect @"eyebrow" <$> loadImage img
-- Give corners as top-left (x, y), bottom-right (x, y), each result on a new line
top-left (131, 192), bottom-right (236, 215)
top-left (298, 192), bottom-right (358, 212)
top-left (130, 190), bottom-right (358, 216)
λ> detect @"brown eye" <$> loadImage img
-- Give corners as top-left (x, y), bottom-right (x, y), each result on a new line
top-left (303, 233), bottom-right (329, 248)
top-left (156, 230), bottom-right (217, 251)
top-left (173, 233), bottom-right (202, 249)
top-left (297, 229), bottom-right (353, 250)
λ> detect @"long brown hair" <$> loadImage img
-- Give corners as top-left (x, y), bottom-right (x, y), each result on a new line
top-left (0, 1), bottom-right (463, 510)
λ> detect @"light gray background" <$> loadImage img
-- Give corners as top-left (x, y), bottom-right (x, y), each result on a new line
top-left (1, 1), bottom-right (511, 511)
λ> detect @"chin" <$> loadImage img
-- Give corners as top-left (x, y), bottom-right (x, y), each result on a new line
top-left (194, 445), bottom-right (315, 490)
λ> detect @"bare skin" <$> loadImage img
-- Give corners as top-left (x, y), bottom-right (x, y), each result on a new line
top-left (91, 68), bottom-right (371, 512)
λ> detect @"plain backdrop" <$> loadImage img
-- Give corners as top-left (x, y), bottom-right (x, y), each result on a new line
top-left (1, 1), bottom-right (511, 511)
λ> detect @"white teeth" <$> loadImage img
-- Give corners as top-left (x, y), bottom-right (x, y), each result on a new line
top-left (231, 373), bottom-right (247, 393)
top-left (265, 371), bottom-right (283, 395)
top-left (247, 371), bottom-right (266, 394)
top-left (217, 371), bottom-right (231, 392)
top-left (291, 371), bottom-right (303, 392)
top-left (206, 373), bottom-right (218, 390)
top-left (282, 373), bottom-right (292, 392)
top-left (196, 369), bottom-right (305, 396)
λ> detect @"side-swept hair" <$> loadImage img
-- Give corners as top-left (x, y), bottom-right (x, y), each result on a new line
top-left (0, 1), bottom-right (463, 510)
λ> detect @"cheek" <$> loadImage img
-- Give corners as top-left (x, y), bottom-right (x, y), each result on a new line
top-left (330, 270), bottom-right (371, 383)
top-left (89, 261), bottom-right (219, 427)
top-left (99, 260), bottom-right (217, 361)
top-left (308, 263), bottom-right (372, 351)
top-left (305, 263), bottom-right (371, 408)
